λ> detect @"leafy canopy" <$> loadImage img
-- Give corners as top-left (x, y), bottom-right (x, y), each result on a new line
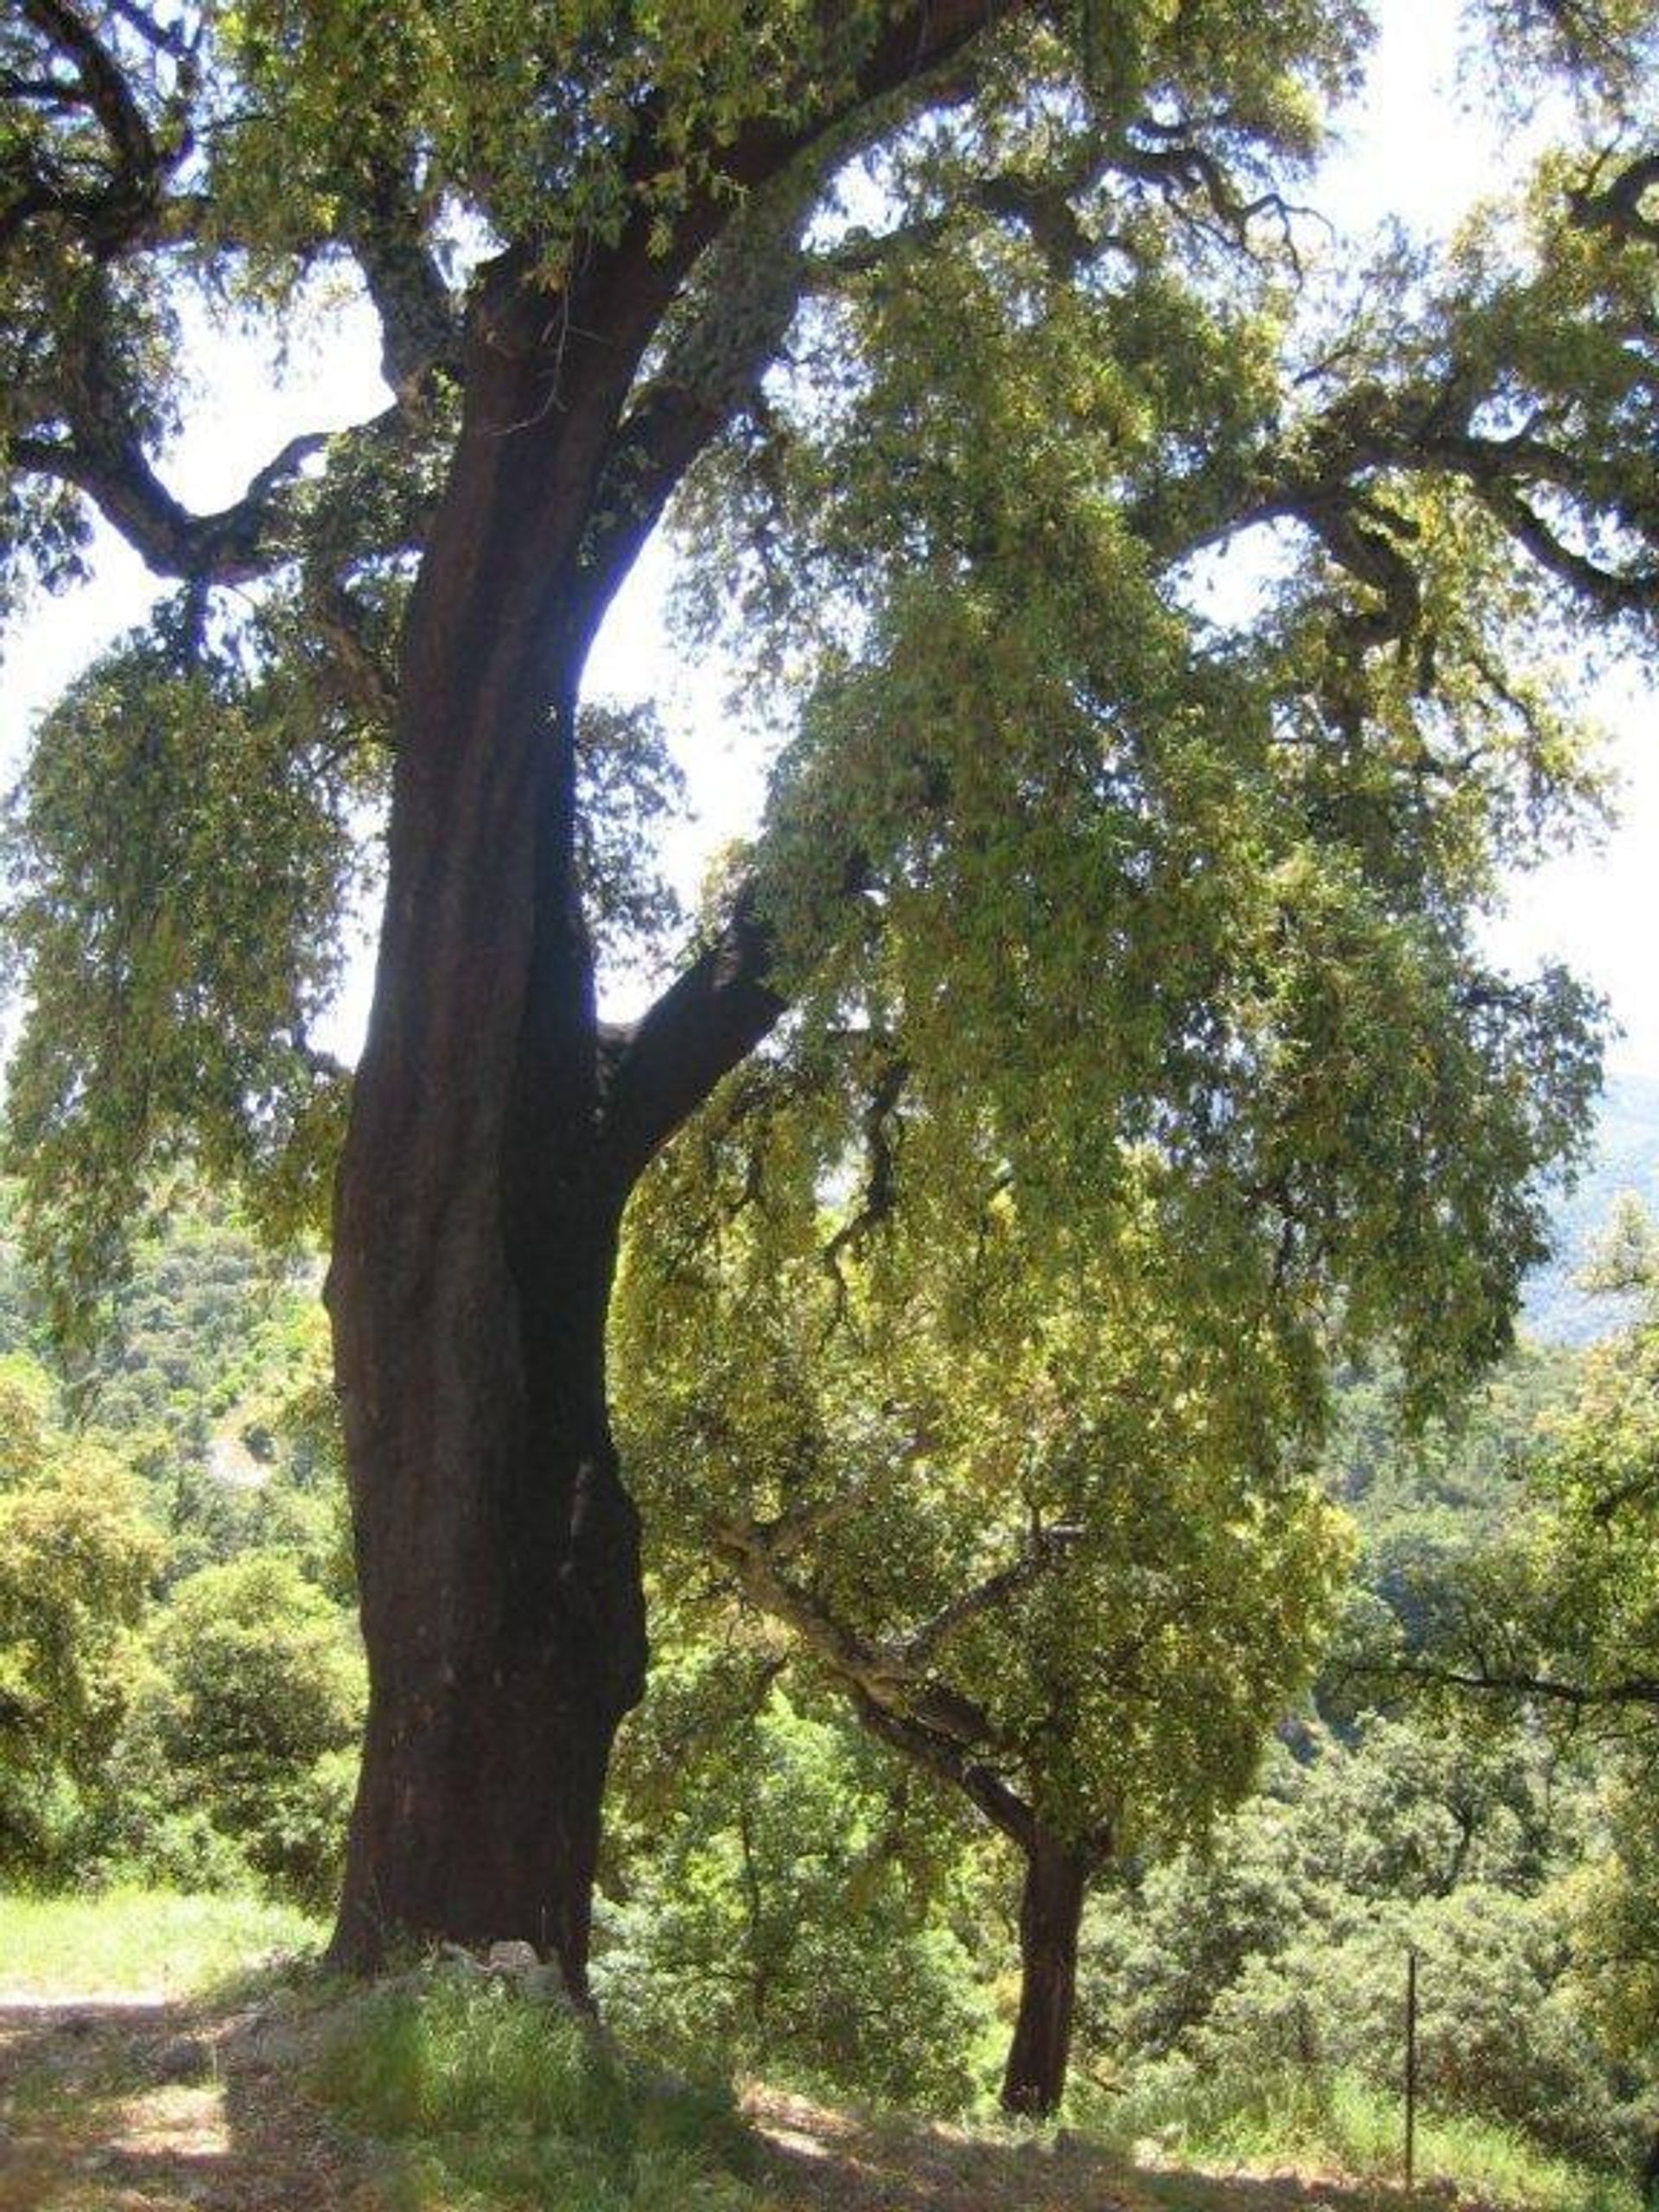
top-left (0, 0), bottom-right (1655, 1369)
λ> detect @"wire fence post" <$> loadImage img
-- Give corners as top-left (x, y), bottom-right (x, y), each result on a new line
top-left (1404, 1946), bottom-right (1419, 2197)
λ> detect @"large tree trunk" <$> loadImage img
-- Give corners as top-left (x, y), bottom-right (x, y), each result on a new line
top-left (322, 229), bottom-right (782, 1990)
top-left (324, 257), bottom-right (657, 1986)
top-left (326, 643), bottom-right (645, 1988)
top-left (1000, 1827), bottom-right (1092, 2119)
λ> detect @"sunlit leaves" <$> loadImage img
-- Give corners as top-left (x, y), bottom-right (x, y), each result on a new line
top-left (0, 1372), bottom-right (160, 1868)
top-left (617, 1137), bottom-right (1351, 1853)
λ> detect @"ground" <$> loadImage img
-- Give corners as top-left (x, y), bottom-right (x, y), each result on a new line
top-left (0, 1981), bottom-right (1403, 2212)
top-left (0, 1990), bottom-right (372, 2210)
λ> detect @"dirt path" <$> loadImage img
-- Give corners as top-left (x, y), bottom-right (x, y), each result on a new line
top-left (0, 1994), bottom-right (375, 2211)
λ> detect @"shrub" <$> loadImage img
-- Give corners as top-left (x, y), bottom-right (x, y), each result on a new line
top-left (112, 1553), bottom-right (364, 1907)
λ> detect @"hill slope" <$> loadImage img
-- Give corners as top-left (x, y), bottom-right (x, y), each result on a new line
top-left (1525, 1067), bottom-right (1659, 1344)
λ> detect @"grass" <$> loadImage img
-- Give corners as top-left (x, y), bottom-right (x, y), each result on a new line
top-left (312, 1968), bottom-right (766, 2210)
top-left (1096, 2064), bottom-right (1641, 2212)
top-left (0, 1884), bottom-right (320, 1998)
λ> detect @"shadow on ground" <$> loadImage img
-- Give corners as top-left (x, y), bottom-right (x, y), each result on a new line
top-left (748, 2086), bottom-right (1400, 2212)
top-left (0, 1996), bottom-right (372, 2211)
top-left (1, 1993), bottom-right (1409, 2212)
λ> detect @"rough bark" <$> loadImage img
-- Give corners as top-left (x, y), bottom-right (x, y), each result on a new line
top-left (323, 223), bottom-right (696, 1978)
top-left (1001, 1827), bottom-right (1093, 2119)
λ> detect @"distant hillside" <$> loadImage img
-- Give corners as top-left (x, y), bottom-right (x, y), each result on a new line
top-left (1525, 1067), bottom-right (1659, 1344)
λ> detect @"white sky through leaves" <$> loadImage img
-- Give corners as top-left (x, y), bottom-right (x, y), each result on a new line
top-left (2, 0), bottom-right (1654, 1073)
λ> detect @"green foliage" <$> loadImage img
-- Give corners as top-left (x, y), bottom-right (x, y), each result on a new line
top-left (1389, 1233), bottom-right (1659, 2101)
top-left (1, 617), bottom-right (363, 1338)
top-left (600, 1658), bottom-right (990, 2108)
top-left (1080, 1717), bottom-right (1637, 2171)
top-left (620, 1124), bottom-right (1351, 1861)
top-left (0, 1348), bottom-right (53, 1483)
top-left (113, 1553), bottom-right (365, 1908)
top-left (314, 1971), bottom-right (760, 2211)
top-left (0, 1386), bottom-right (160, 1877)
top-left (1319, 1344), bottom-right (1577, 1674)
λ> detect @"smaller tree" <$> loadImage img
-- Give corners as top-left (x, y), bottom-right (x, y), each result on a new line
top-left (616, 1122), bottom-right (1350, 2115)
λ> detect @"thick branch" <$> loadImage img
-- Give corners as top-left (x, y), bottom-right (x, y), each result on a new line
top-left (10, 424), bottom-right (325, 582)
top-left (10, 383), bottom-right (423, 586)
top-left (853, 1690), bottom-right (1038, 1848)
top-left (343, 164), bottom-right (462, 405)
top-left (1398, 1660), bottom-right (1659, 1711)
top-left (600, 882), bottom-right (787, 1187)
top-left (1155, 389), bottom-right (1659, 629)
top-left (569, 53), bottom-right (997, 654)
top-left (1570, 149), bottom-right (1659, 247)
top-left (712, 1514), bottom-right (1000, 1751)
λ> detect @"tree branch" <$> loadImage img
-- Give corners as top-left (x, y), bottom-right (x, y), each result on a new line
top-left (898, 1524), bottom-right (1087, 1670)
top-left (21, 0), bottom-right (157, 177)
top-left (852, 1690), bottom-right (1037, 1848)
top-left (1396, 1659), bottom-right (1659, 1711)
top-left (600, 880), bottom-right (787, 1187)
top-left (1569, 149), bottom-right (1659, 246)
top-left (342, 162), bottom-right (462, 405)
top-left (712, 1512), bottom-right (1000, 1751)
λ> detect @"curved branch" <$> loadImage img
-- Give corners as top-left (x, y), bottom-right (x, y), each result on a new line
top-left (21, 0), bottom-right (156, 176)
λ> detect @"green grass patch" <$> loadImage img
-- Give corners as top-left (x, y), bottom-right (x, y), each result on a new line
top-left (0, 1885), bottom-right (320, 1997)
top-left (314, 1970), bottom-right (763, 2210)
top-left (1097, 2064), bottom-right (1639, 2212)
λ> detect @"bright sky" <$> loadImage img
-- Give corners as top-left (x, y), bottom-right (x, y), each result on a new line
top-left (3, 0), bottom-right (1655, 1074)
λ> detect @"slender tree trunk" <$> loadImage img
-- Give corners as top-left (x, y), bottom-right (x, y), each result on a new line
top-left (1000, 1827), bottom-right (1092, 2119)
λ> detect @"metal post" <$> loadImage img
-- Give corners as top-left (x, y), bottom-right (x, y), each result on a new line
top-left (1405, 1947), bottom-right (1419, 2196)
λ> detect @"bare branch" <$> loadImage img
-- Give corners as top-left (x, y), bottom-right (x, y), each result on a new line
top-left (600, 880), bottom-right (787, 1186)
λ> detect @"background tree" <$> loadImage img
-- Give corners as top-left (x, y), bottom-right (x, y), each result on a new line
top-left (616, 1091), bottom-right (1358, 2114)
top-left (112, 1551), bottom-right (365, 1908)
top-left (3, 0), bottom-right (1656, 1986)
